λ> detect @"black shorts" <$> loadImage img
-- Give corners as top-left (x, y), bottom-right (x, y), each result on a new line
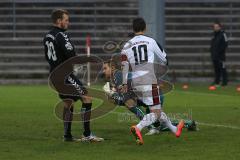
top-left (58, 94), bottom-right (82, 102)
top-left (58, 74), bottom-right (86, 102)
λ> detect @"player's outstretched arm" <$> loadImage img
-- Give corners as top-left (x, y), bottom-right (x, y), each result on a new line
top-left (152, 40), bottom-right (167, 65)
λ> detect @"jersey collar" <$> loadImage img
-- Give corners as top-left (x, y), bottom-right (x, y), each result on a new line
top-left (53, 26), bottom-right (66, 32)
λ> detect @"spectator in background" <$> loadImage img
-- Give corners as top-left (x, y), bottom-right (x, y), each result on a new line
top-left (210, 21), bottom-right (228, 86)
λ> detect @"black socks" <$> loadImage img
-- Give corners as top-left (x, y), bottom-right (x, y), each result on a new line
top-left (81, 103), bottom-right (92, 137)
top-left (63, 106), bottom-right (73, 138)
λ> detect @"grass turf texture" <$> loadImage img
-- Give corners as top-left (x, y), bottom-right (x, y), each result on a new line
top-left (0, 84), bottom-right (239, 160)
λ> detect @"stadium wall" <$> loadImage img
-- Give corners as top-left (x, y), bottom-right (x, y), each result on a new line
top-left (0, 0), bottom-right (239, 84)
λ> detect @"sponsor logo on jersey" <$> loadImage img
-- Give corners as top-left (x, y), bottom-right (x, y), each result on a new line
top-left (65, 42), bottom-right (73, 50)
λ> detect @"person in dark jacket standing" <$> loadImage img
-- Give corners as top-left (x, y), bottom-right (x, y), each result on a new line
top-left (210, 21), bottom-right (228, 86)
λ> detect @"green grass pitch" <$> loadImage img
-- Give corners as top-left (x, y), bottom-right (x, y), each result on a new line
top-left (0, 84), bottom-right (240, 160)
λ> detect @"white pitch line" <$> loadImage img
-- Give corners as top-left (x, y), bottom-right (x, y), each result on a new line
top-left (194, 122), bottom-right (240, 130)
top-left (175, 90), bottom-right (239, 98)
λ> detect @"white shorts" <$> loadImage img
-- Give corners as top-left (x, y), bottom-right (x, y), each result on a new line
top-left (134, 84), bottom-right (161, 106)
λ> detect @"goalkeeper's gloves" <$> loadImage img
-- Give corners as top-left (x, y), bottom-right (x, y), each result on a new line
top-left (103, 82), bottom-right (115, 96)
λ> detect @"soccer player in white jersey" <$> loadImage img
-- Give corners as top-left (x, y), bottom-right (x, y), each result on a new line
top-left (121, 18), bottom-right (184, 145)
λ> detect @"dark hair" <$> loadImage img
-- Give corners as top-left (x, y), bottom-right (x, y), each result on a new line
top-left (51, 9), bottom-right (69, 23)
top-left (132, 17), bottom-right (146, 33)
top-left (103, 60), bottom-right (111, 66)
top-left (104, 55), bottom-right (121, 70)
top-left (214, 20), bottom-right (222, 27)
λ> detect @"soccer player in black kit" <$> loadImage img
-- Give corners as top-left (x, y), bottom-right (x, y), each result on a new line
top-left (43, 9), bottom-right (103, 142)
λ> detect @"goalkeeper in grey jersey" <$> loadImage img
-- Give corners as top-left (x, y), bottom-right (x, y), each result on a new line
top-left (102, 60), bottom-right (145, 121)
top-left (102, 58), bottom-right (163, 135)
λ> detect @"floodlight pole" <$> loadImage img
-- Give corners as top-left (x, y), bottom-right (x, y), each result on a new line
top-left (139, 0), bottom-right (165, 47)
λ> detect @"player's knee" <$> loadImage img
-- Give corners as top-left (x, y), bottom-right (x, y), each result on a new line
top-left (82, 96), bottom-right (92, 103)
top-left (124, 99), bottom-right (136, 109)
top-left (150, 104), bottom-right (162, 118)
top-left (159, 112), bottom-right (168, 122)
top-left (63, 99), bottom-right (74, 109)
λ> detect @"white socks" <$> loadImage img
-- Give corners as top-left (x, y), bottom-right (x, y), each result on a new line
top-left (159, 112), bottom-right (177, 133)
top-left (136, 113), bottom-right (158, 131)
top-left (135, 111), bottom-right (177, 134)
